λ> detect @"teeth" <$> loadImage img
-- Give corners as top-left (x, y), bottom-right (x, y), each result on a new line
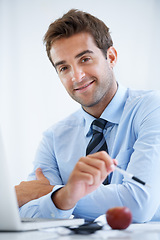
top-left (78, 82), bottom-right (91, 90)
top-left (80, 84), bottom-right (88, 89)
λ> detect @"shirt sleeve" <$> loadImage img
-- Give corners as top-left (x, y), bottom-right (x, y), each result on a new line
top-left (19, 185), bottom-right (75, 218)
top-left (27, 128), bottom-right (63, 185)
top-left (19, 128), bottom-right (75, 219)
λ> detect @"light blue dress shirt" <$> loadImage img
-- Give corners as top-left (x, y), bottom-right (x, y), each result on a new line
top-left (20, 84), bottom-right (160, 222)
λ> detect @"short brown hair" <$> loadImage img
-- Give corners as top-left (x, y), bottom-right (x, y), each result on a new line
top-left (43, 9), bottom-right (113, 66)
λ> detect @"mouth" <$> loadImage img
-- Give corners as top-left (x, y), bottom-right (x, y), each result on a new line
top-left (74, 80), bottom-right (95, 92)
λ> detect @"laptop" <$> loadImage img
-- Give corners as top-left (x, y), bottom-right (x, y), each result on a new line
top-left (0, 130), bottom-right (84, 231)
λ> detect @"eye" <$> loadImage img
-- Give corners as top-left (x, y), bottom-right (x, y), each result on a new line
top-left (81, 57), bottom-right (91, 63)
top-left (59, 66), bottom-right (68, 73)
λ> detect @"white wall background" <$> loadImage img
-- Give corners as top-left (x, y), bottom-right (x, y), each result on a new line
top-left (0, 0), bottom-right (160, 185)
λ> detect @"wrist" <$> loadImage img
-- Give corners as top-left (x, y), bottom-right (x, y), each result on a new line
top-left (51, 185), bottom-right (77, 210)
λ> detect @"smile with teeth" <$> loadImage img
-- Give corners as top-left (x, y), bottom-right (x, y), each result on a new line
top-left (75, 80), bottom-right (94, 91)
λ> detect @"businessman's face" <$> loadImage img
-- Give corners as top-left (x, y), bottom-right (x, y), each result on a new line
top-left (50, 32), bottom-right (117, 117)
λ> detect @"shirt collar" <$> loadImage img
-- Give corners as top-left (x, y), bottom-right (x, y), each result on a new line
top-left (82, 83), bottom-right (128, 136)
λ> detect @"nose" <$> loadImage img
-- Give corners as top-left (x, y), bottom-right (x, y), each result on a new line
top-left (71, 66), bottom-right (85, 82)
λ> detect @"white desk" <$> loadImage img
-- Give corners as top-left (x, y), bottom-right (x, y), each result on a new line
top-left (1, 223), bottom-right (160, 240)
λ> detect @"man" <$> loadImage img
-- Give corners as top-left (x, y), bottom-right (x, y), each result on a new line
top-left (15, 9), bottom-right (160, 222)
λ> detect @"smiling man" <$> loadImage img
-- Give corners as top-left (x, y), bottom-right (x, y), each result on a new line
top-left (15, 9), bottom-right (160, 222)
top-left (51, 32), bottom-right (117, 118)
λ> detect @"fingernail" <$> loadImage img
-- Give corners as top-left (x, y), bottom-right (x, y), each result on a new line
top-left (36, 168), bottom-right (42, 171)
top-left (110, 164), bottom-right (115, 170)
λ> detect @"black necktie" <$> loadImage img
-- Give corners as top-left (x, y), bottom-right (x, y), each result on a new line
top-left (86, 118), bottom-right (109, 185)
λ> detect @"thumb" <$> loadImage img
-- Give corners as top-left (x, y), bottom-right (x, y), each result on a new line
top-left (35, 168), bottom-right (48, 182)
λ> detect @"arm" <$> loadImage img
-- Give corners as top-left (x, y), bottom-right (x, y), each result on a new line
top-left (52, 151), bottom-right (115, 210)
top-left (15, 168), bottom-right (54, 207)
top-left (17, 128), bottom-right (115, 218)
top-left (17, 129), bottom-right (67, 218)
top-left (72, 94), bottom-right (160, 222)
top-left (17, 151), bottom-right (115, 215)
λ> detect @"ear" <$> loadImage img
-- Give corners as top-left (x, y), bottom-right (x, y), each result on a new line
top-left (106, 47), bottom-right (117, 68)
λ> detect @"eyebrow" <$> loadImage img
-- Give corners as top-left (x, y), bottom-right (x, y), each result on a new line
top-left (54, 50), bottom-right (94, 69)
top-left (75, 50), bottom-right (94, 59)
top-left (54, 60), bottom-right (66, 68)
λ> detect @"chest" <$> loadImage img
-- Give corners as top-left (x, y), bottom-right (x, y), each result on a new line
top-left (54, 120), bottom-right (137, 184)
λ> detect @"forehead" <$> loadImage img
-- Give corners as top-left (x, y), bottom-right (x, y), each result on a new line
top-left (50, 32), bottom-right (99, 64)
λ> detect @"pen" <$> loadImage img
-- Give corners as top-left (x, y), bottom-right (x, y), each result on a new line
top-left (112, 165), bottom-right (151, 188)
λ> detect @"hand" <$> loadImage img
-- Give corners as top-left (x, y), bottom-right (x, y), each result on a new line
top-left (52, 151), bottom-right (115, 210)
top-left (15, 168), bottom-right (54, 207)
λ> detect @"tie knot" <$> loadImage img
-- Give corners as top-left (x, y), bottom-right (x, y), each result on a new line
top-left (92, 118), bottom-right (107, 134)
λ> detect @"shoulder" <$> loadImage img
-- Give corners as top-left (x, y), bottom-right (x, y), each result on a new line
top-left (126, 88), bottom-right (160, 111)
top-left (43, 109), bottom-right (84, 138)
top-left (54, 108), bottom-right (84, 128)
top-left (124, 89), bottom-right (160, 128)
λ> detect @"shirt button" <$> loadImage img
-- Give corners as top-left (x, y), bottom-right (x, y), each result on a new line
top-left (51, 213), bottom-right (55, 218)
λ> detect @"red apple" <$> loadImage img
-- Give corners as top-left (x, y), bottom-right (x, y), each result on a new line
top-left (106, 207), bottom-right (132, 230)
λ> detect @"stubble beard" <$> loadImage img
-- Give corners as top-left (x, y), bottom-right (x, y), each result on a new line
top-left (70, 77), bottom-right (114, 109)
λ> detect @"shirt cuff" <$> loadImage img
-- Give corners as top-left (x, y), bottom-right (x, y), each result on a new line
top-left (40, 185), bottom-right (76, 219)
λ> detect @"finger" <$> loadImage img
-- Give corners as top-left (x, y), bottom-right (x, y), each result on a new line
top-left (80, 156), bottom-right (106, 175)
top-left (88, 151), bottom-right (111, 161)
top-left (35, 168), bottom-right (48, 182)
top-left (76, 161), bottom-right (102, 186)
top-left (80, 154), bottom-right (114, 182)
top-left (113, 158), bottom-right (118, 166)
top-left (85, 151), bottom-right (114, 173)
top-left (74, 170), bottom-right (94, 186)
